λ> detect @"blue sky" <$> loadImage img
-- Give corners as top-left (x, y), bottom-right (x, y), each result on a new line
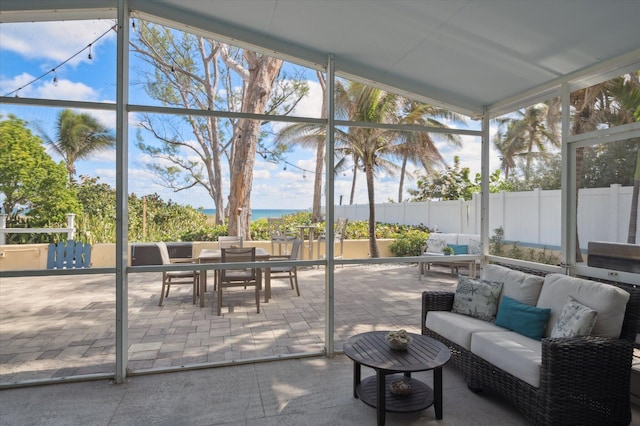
top-left (1, 19), bottom-right (490, 211)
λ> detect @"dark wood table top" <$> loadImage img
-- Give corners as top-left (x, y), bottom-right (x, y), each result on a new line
top-left (343, 331), bottom-right (451, 372)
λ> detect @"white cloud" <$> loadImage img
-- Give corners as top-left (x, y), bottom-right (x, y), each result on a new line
top-left (38, 78), bottom-right (104, 103)
top-left (0, 20), bottom-right (116, 65)
top-left (292, 79), bottom-right (323, 119)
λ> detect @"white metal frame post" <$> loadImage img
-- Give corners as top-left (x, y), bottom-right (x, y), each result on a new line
top-left (324, 54), bottom-right (336, 356)
top-left (115, 0), bottom-right (130, 384)
top-left (560, 82), bottom-right (575, 274)
top-left (480, 107), bottom-right (490, 261)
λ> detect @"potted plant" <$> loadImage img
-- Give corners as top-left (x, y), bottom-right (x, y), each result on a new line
top-left (443, 246), bottom-right (454, 256)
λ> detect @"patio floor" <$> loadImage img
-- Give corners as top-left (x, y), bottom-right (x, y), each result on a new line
top-left (0, 262), bottom-right (458, 383)
top-left (1, 263), bottom-right (639, 425)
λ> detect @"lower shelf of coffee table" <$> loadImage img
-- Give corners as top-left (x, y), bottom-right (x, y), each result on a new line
top-left (355, 374), bottom-right (434, 413)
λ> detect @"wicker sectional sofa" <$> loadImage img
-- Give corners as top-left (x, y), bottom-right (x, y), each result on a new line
top-left (421, 264), bottom-right (640, 425)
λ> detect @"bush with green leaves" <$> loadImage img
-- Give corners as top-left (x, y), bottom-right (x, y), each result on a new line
top-left (388, 229), bottom-right (430, 257)
top-left (1, 115), bottom-right (81, 243)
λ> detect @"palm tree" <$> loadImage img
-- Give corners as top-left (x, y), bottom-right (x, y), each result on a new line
top-left (277, 80), bottom-right (465, 255)
top-left (393, 101), bottom-right (464, 202)
top-left (39, 109), bottom-right (115, 182)
top-left (493, 102), bottom-right (559, 187)
top-left (331, 82), bottom-right (400, 257)
top-left (571, 74), bottom-right (639, 259)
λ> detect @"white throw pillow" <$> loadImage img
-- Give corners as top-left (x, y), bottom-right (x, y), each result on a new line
top-left (550, 296), bottom-right (598, 338)
top-left (468, 238), bottom-right (482, 255)
top-left (426, 238), bottom-right (446, 253)
top-left (451, 276), bottom-right (503, 322)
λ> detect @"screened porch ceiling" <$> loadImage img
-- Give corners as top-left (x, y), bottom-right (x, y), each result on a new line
top-left (3, 0), bottom-right (640, 117)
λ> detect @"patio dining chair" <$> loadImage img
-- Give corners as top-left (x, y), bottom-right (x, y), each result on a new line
top-left (218, 235), bottom-right (243, 250)
top-left (316, 218), bottom-right (348, 266)
top-left (269, 238), bottom-right (302, 296)
top-left (218, 247), bottom-right (260, 315)
top-left (268, 217), bottom-right (296, 255)
top-left (157, 242), bottom-right (199, 306)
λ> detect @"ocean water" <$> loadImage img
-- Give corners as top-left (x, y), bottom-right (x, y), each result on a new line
top-left (198, 209), bottom-right (303, 221)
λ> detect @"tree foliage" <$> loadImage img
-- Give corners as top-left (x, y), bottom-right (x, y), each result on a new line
top-left (131, 21), bottom-right (307, 234)
top-left (409, 156), bottom-right (509, 201)
top-left (37, 109), bottom-right (115, 182)
top-left (75, 176), bottom-right (208, 243)
top-left (0, 115), bottom-right (80, 234)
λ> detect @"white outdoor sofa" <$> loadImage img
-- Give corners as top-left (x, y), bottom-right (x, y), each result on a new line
top-left (421, 263), bottom-right (640, 425)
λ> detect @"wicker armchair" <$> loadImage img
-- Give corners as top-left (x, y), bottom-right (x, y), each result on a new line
top-left (421, 280), bottom-right (640, 426)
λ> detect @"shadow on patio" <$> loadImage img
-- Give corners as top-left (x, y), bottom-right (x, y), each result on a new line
top-left (0, 263), bottom-right (460, 384)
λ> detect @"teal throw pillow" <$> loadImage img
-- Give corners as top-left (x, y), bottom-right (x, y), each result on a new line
top-left (447, 244), bottom-right (468, 255)
top-left (495, 295), bottom-right (551, 341)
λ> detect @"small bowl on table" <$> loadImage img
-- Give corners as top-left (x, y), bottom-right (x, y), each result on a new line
top-left (386, 330), bottom-right (412, 351)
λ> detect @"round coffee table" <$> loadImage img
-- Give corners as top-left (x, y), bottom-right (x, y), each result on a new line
top-left (343, 331), bottom-right (451, 426)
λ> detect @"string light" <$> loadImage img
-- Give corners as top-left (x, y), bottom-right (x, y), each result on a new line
top-left (52, 69), bottom-right (58, 86)
top-left (2, 24), bottom-right (115, 97)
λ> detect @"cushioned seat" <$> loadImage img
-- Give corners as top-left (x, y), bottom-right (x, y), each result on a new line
top-left (471, 331), bottom-right (542, 388)
top-left (425, 311), bottom-right (507, 350)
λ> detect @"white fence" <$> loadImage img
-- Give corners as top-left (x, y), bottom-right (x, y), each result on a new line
top-left (334, 185), bottom-right (639, 250)
top-left (0, 214), bottom-right (76, 245)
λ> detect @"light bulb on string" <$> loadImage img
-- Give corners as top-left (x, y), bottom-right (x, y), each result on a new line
top-left (132, 20), bottom-right (136, 31)
top-left (52, 69), bottom-right (58, 86)
top-left (88, 44), bottom-right (93, 60)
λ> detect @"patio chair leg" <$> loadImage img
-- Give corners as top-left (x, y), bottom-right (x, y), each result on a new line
top-left (293, 271), bottom-right (300, 296)
top-left (217, 286), bottom-right (223, 316)
top-left (255, 286), bottom-right (260, 313)
top-left (159, 282), bottom-right (166, 306)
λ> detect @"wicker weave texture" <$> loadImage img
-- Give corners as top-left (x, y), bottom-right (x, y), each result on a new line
top-left (421, 279), bottom-right (640, 426)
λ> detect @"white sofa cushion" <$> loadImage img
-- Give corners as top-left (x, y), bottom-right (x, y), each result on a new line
top-left (482, 264), bottom-right (544, 306)
top-left (471, 331), bottom-right (542, 388)
top-left (537, 274), bottom-right (630, 338)
top-left (442, 233), bottom-right (460, 246)
top-left (425, 311), bottom-right (507, 350)
top-left (457, 234), bottom-right (479, 246)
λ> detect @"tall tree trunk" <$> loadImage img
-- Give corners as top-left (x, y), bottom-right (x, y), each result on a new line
top-left (398, 154), bottom-right (408, 202)
top-left (365, 163), bottom-right (379, 258)
top-left (349, 161), bottom-right (358, 205)
top-left (628, 149), bottom-right (640, 244)
top-left (313, 71), bottom-right (327, 222)
top-left (228, 54), bottom-right (283, 239)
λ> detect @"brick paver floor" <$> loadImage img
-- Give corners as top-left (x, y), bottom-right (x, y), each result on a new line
top-left (0, 263), bottom-right (459, 384)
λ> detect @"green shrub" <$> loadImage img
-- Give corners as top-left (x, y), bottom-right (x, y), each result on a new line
top-left (388, 229), bottom-right (429, 257)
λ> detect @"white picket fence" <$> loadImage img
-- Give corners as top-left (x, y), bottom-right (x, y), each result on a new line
top-left (334, 184), bottom-right (639, 250)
